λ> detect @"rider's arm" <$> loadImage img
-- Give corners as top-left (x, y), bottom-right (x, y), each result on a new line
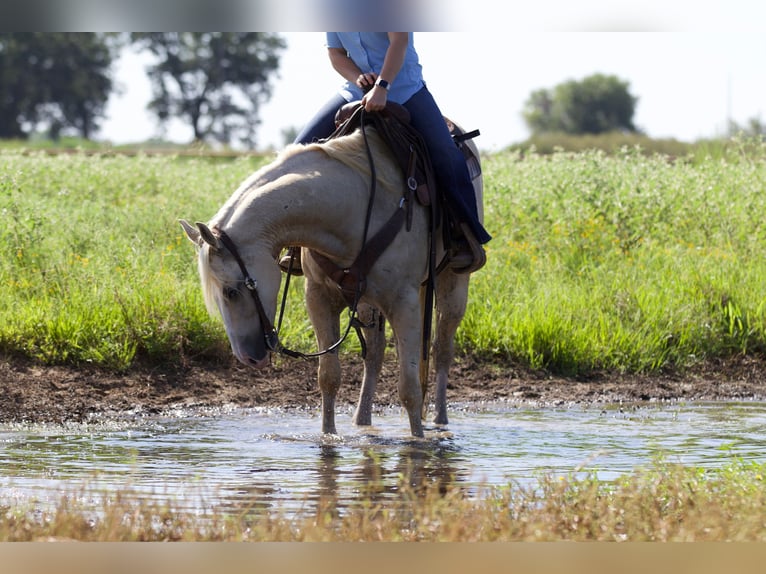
top-left (328, 47), bottom-right (364, 84)
top-left (377, 33), bottom-right (408, 87)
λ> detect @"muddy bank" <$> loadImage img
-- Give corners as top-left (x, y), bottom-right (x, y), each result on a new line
top-left (2, 354), bottom-right (765, 424)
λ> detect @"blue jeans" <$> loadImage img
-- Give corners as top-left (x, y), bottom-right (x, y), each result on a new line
top-left (294, 93), bottom-right (347, 145)
top-left (295, 87), bottom-right (491, 244)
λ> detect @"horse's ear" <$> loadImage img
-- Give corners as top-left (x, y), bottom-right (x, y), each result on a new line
top-left (195, 222), bottom-right (222, 250)
top-left (179, 219), bottom-right (201, 245)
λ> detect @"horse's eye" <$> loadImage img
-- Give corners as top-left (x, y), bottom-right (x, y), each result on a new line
top-left (223, 286), bottom-right (240, 301)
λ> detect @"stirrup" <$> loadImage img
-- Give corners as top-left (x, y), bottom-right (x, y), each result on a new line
top-left (278, 247), bottom-right (303, 276)
top-left (449, 223), bottom-right (486, 275)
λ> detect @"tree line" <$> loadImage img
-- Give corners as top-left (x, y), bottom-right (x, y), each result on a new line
top-left (0, 33), bottom-right (286, 147)
top-left (4, 33), bottom-right (761, 148)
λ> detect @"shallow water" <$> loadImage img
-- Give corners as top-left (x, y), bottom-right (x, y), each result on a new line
top-left (2, 400), bottom-right (766, 516)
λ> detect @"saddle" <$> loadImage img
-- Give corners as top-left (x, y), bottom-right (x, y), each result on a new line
top-left (333, 101), bottom-right (483, 262)
top-left (331, 101), bottom-right (482, 206)
top-left (331, 101), bottom-right (434, 208)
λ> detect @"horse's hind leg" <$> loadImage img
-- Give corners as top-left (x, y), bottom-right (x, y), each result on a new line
top-left (352, 304), bottom-right (386, 426)
top-left (432, 272), bottom-right (470, 425)
top-left (386, 298), bottom-right (425, 438)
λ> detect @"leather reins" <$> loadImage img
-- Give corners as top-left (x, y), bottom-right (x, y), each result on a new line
top-left (213, 225), bottom-right (368, 360)
top-left (210, 140), bottom-right (377, 363)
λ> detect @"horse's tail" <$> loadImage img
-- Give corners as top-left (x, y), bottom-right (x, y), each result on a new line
top-left (419, 283), bottom-right (431, 420)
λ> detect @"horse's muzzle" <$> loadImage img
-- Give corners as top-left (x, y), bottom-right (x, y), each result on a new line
top-left (247, 355), bottom-right (270, 369)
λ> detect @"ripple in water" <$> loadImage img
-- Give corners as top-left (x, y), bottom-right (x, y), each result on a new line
top-left (2, 401), bottom-right (765, 516)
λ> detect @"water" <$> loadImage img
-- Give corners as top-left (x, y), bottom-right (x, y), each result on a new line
top-left (2, 400), bottom-right (766, 517)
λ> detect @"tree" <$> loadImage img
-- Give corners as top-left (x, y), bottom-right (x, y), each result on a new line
top-left (523, 73), bottom-right (638, 135)
top-left (0, 33), bottom-right (119, 139)
top-left (280, 125), bottom-right (299, 148)
top-left (729, 116), bottom-right (765, 138)
top-left (130, 33), bottom-right (286, 148)
top-left (522, 88), bottom-right (556, 134)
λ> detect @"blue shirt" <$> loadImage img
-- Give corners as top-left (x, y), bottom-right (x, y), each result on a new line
top-left (326, 32), bottom-right (424, 104)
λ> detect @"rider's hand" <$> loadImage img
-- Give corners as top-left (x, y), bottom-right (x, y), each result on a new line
top-left (356, 72), bottom-right (376, 91)
top-left (362, 86), bottom-right (387, 112)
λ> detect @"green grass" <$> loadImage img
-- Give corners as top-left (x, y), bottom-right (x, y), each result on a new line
top-left (461, 137), bottom-right (766, 374)
top-left (507, 130), bottom-right (765, 162)
top-left (0, 150), bottom-right (275, 369)
top-left (1, 138), bottom-right (766, 375)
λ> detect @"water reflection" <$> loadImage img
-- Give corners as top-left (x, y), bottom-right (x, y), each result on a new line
top-left (346, 436), bottom-right (469, 503)
top-left (213, 431), bottom-right (470, 518)
top-left (2, 402), bottom-right (766, 517)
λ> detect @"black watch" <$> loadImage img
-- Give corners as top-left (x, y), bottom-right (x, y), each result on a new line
top-left (374, 78), bottom-right (390, 90)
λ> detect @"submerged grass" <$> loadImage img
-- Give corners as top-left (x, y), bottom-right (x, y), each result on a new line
top-left (1, 138), bottom-right (766, 375)
top-left (3, 458), bottom-right (765, 541)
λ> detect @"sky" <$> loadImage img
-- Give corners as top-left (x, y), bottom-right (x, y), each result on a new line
top-left (99, 31), bottom-right (766, 152)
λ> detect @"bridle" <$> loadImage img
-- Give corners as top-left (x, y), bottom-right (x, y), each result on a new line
top-left (211, 226), bottom-right (281, 353)
top-left (208, 106), bottom-right (419, 361)
top-left (211, 225), bottom-right (364, 360)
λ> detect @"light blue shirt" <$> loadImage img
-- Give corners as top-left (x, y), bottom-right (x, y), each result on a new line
top-left (326, 32), bottom-right (424, 104)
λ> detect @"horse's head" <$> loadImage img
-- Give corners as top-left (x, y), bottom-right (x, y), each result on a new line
top-left (180, 219), bottom-right (281, 369)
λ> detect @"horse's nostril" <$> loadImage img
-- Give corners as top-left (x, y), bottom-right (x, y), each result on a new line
top-left (245, 354), bottom-right (270, 370)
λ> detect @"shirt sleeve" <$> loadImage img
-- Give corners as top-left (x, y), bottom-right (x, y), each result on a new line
top-left (325, 33), bottom-right (343, 49)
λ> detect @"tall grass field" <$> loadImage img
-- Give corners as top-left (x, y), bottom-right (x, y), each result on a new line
top-left (1, 140), bottom-right (766, 374)
top-left (3, 141), bottom-right (766, 543)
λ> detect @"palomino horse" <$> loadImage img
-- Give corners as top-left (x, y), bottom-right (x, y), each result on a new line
top-left (180, 125), bottom-right (483, 438)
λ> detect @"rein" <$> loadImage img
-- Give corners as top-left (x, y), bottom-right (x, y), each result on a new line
top-left (211, 227), bottom-right (366, 361)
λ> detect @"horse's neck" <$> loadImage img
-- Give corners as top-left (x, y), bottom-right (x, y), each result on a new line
top-left (218, 149), bottom-right (372, 260)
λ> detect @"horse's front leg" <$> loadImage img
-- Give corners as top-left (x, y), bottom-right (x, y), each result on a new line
top-left (353, 304), bottom-right (386, 426)
top-left (317, 348), bottom-right (341, 434)
top-left (305, 278), bottom-right (344, 435)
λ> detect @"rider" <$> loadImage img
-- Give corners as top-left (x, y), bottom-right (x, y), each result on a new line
top-left (280, 32), bottom-right (491, 276)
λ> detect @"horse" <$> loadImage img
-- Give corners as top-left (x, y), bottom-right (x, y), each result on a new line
top-left (180, 124), bottom-right (483, 438)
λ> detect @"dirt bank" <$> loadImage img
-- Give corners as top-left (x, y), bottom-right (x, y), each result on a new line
top-left (2, 353), bottom-right (766, 424)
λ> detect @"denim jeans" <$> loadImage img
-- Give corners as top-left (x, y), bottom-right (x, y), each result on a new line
top-left (293, 93), bottom-right (347, 145)
top-left (404, 87), bottom-right (490, 244)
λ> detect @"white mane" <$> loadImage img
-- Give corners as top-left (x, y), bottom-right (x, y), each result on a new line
top-left (279, 129), bottom-right (402, 190)
top-left (196, 127), bottom-right (405, 322)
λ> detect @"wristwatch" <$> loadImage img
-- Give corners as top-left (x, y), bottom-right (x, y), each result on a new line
top-left (374, 78), bottom-right (390, 90)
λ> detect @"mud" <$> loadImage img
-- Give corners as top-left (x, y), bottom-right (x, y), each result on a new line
top-left (2, 353), bottom-right (765, 424)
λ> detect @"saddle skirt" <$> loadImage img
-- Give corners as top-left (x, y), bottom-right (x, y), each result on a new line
top-left (329, 101), bottom-right (481, 208)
